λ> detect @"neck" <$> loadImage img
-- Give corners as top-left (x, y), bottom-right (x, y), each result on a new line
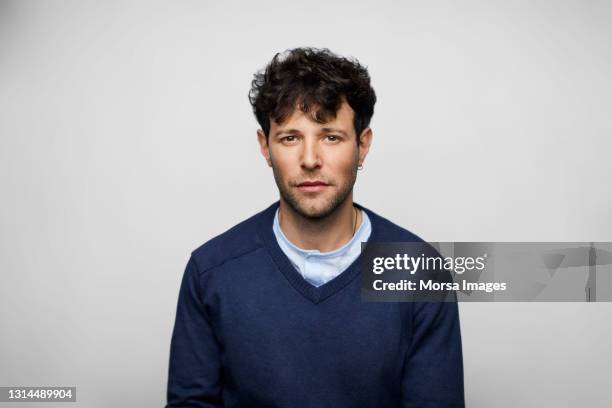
top-left (278, 194), bottom-right (362, 252)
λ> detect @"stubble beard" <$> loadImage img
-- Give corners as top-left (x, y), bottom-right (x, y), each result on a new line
top-left (271, 157), bottom-right (359, 220)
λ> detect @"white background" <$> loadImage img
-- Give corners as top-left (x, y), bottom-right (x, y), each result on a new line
top-left (1, 1), bottom-right (611, 407)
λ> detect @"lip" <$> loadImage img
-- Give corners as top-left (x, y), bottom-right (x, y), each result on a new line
top-left (296, 181), bottom-right (329, 193)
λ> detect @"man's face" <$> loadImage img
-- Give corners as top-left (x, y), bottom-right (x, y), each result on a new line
top-left (257, 101), bottom-right (371, 219)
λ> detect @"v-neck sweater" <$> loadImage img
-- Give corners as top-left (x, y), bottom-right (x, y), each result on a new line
top-left (166, 201), bottom-right (465, 408)
top-left (272, 207), bottom-right (372, 287)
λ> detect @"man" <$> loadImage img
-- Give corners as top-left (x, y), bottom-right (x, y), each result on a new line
top-left (166, 47), bottom-right (464, 407)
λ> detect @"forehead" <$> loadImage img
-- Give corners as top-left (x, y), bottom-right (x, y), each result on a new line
top-left (271, 100), bottom-right (355, 133)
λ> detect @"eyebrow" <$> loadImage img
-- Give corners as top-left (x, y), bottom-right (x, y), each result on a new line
top-left (273, 128), bottom-right (302, 138)
top-left (274, 127), bottom-right (349, 138)
top-left (320, 127), bottom-right (348, 136)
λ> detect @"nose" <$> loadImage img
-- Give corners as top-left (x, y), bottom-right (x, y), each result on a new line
top-left (300, 137), bottom-right (322, 170)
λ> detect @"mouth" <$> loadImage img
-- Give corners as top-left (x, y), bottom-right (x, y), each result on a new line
top-left (295, 180), bottom-right (329, 193)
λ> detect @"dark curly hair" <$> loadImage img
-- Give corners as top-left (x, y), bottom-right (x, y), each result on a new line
top-left (248, 47), bottom-right (376, 142)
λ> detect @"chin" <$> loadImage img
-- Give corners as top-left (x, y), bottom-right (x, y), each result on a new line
top-left (294, 199), bottom-right (337, 219)
top-left (279, 183), bottom-right (350, 220)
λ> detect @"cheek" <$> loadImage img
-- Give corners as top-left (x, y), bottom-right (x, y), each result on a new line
top-left (271, 154), bottom-right (296, 180)
top-left (328, 149), bottom-right (358, 174)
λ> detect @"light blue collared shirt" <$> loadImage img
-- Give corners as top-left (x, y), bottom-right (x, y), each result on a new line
top-left (272, 207), bottom-right (372, 287)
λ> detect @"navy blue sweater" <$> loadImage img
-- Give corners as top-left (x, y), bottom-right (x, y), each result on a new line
top-left (166, 201), bottom-right (464, 407)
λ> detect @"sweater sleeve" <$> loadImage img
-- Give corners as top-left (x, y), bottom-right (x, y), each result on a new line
top-left (401, 297), bottom-right (465, 407)
top-left (166, 256), bottom-right (223, 408)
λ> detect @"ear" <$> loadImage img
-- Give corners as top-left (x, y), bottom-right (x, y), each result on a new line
top-left (257, 129), bottom-right (272, 167)
top-left (357, 127), bottom-right (373, 167)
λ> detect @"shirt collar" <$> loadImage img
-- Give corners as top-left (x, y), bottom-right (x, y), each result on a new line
top-left (272, 207), bottom-right (371, 258)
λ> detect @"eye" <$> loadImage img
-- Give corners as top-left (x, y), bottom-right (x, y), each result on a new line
top-left (281, 135), bottom-right (298, 144)
top-left (325, 135), bottom-right (340, 142)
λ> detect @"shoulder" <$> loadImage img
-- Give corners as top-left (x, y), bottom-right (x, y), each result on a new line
top-left (362, 205), bottom-right (444, 261)
top-left (360, 204), bottom-right (426, 243)
top-left (189, 203), bottom-right (275, 274)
